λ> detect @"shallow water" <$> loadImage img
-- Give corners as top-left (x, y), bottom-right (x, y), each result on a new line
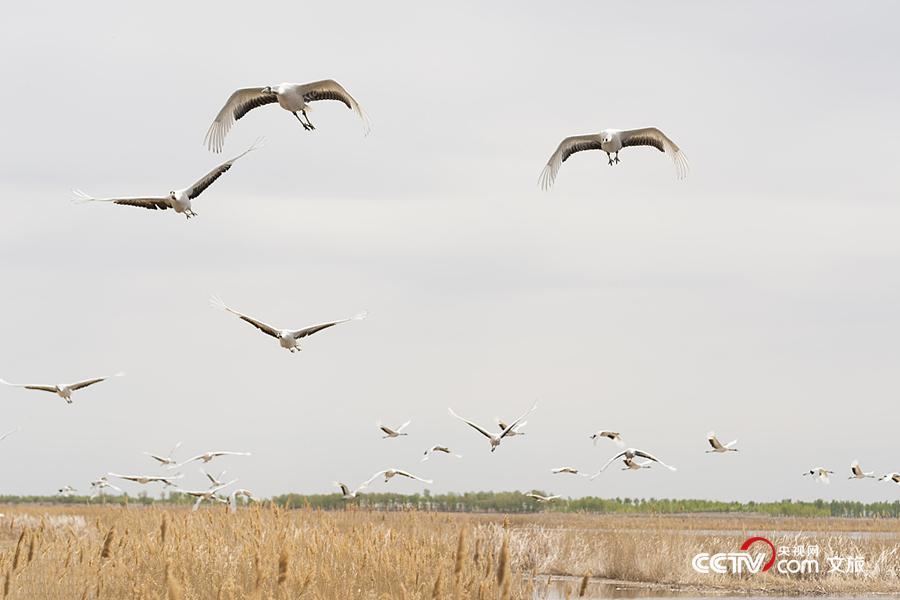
top-left (540, 580), bottom-right (690, 599)
top-left (552, 527), bottom-right (900, 541)
top-left (665, 529), bottom-right (900, 541)
top-left (538, 577), bottom-right (894, 599)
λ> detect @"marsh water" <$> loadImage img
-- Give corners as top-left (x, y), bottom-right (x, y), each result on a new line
top-left (539, 577), bottom-right (894, 599)
top-left (552, 527), bottom-right (900, 541)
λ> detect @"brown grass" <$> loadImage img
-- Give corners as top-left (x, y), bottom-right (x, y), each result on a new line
top-left (0, 505), bottom-right (898, 598)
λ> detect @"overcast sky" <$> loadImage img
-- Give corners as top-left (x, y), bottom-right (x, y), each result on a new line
top-left (1, 1), bottom-right (898, 503)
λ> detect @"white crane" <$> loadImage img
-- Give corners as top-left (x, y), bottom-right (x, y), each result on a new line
top-left (540, 127), bottom-right (688, 189)
top-left (706, 431), bottom-right (739, 453)
top-left (57, 485), bottom-right (77, 497)
top-left (89, 476), bottom-right (122, 499)
top-left (212, 296), bottom-right (366, 353)
top-left (108, 472), bottom-right (183, 487)
top-left (879, 473), bottom-right (900, 484)
top-left (448, 404), bottom-right (537, 452)
top-left (379, 420), bottom-right (411, 439)
top-left (496, 418), bottom-right (527, 437)
top-left (849, 460), bottom-right (875, 480)
top-left (228, 488), bottom-right (258, 512)
top-left (363, 469), bottom-right (432, 486)
top-left (589, 430), bottom-right (625, 447)
top-left (526, 493), bottom-right (560, 502)
top-left (205, 80), bottom-right (369, 153)
top-left (168, 450), bottom-right (250, 470)
top-left (335, 481), bottom-right (368, 499)
top-left (180, 480), bottom-right (238, 511)
top-left (551, 467), bottom-right (589, 477)
top-left (201, 469), bottom-right (229, 489)
top-left (74, 142), bottom-right (260, 219)
top-left (144, 441), bottom-right (182, 467)
top-left (1, 373), bottom-right (123, 404)
top-left (590, 448), bottom-right (677, 479)
top-left (0, 429), bottom-right (18, 443)
top-left (803, 467), bottom-right (834, 484)
top-left (421, 446), bottom-right (462, 462)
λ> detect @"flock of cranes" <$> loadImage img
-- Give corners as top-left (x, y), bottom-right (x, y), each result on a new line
top-left (328, 416), bottom-right (899, 504)
top-left (803, 464), bottom-right (899, 486)
top-left (13, 392), bottom-right (893, 506)
top-left (32, 442), bottom-right (257, 510)
top-left (91, 444), bottom-right (256, 511)
top-left (0, 74), bottom-right (897, 507)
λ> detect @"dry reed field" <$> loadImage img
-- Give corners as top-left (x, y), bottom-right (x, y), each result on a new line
top-left (1, 505), bottom-right (899, 599)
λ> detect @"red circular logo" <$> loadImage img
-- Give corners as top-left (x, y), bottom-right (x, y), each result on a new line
top-left (740, 536), bottom-right (777, 572)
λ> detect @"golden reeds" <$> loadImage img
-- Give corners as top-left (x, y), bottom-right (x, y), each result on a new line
top-left (276, 547), bottom-right (289, 586)
top-left (160, 514), bottom-right (168, 545)
top-left (10, 532), bottom-right (24, 572)
top-left (431, 571), bottom-right (442, 598)
top-left (0, 504), bottom-right (897, 598)
top-left (24, 535), bottom-right (34, 566)
top-left (252, 551), bottom-right (262, 595)
top-left (99, 528), bottom-right (114, 560)
top-left (578, 572), bottom-right (590, 596)
top-left (497, 534), bottom-right (510, 600)
top-left (165, 562), bottom-right (183, 600)
top-left (452, 526), bottom-right (466, 600)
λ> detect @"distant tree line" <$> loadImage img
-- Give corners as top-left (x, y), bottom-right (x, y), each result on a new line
top-left (2, 491), bottom-right (898, 518)
top-left (271, 491), bottom-right (900, 518)
top-left (0, 491), bottom-right (203, 508)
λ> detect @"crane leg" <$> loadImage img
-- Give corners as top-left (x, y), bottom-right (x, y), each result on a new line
top-left (293, 112), bottom-right (312, 131)
top-left (606, 152), bottom-right (614, 166)
top-left (614, 152), bottom-right (620, 164)
top-left (302, 110), bottom-right (316, 130)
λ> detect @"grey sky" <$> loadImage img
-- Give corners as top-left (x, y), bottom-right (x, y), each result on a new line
top-left (1, 1), bottom-right (898, 503)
